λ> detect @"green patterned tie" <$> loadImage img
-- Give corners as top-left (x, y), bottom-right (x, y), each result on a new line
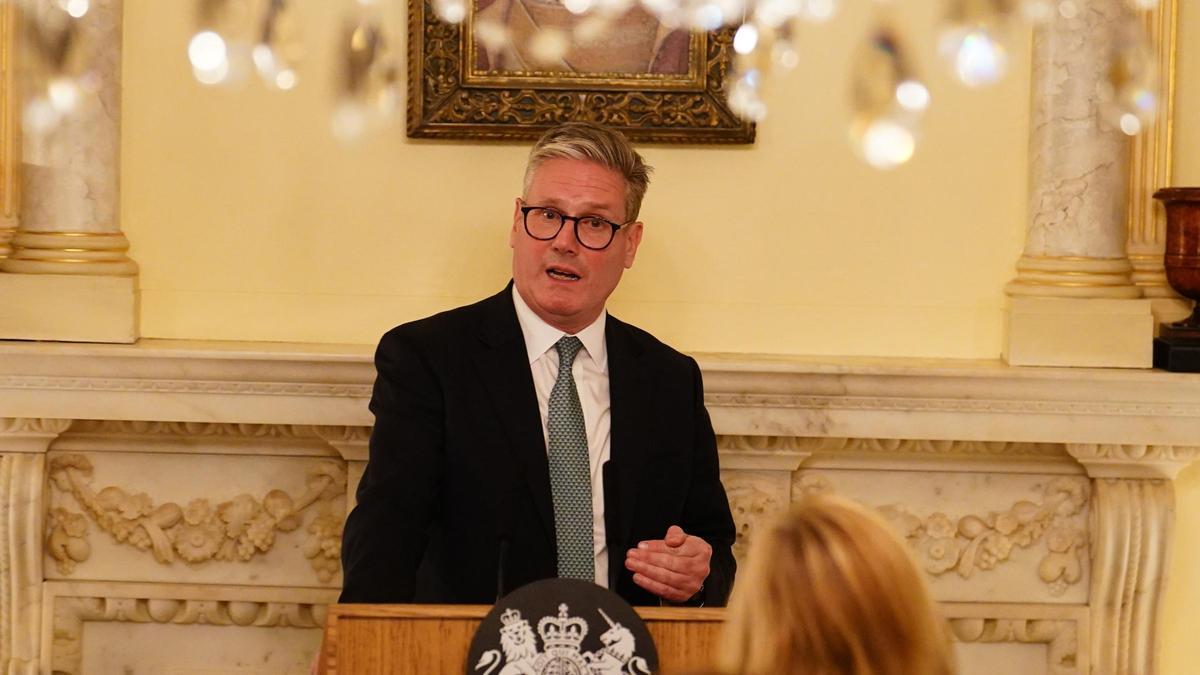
top-left (547, 336), bottom-right (594, 581)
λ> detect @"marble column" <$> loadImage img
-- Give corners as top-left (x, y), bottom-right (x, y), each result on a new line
top-left (1007, 0), bottom-right (1141, 299)
top-left (0, 0), bottom-right (137, 342)
top-left (1003, 0), bottom-right (1156, 366)
top-left (0, 0), bottom-right (135, 276)
top-left (0, 0), bottom-right (18, 260)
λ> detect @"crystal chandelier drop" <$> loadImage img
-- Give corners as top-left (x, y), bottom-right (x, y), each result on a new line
top-left (14, 0), bottom-right (1166, 170)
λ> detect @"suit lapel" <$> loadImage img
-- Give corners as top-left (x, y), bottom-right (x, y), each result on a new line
top-left (471, 287), bottom-right (556, 541)
top-left (605, 316), bottom-right (654, 550)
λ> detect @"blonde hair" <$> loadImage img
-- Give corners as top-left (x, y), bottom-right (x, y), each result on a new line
top-left (523, 122), bottom-right (653, 222)
top-left (718, 495), bottom-right (955, 675)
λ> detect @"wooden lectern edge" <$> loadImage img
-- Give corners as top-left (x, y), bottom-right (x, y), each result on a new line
top-left (326, 603), bottom-right (723, 621)
top-left (318, 603), bottom-right (725, 674)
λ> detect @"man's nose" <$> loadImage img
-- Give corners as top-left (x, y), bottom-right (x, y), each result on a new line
top-left (551, 218), bottom-right (579, 253)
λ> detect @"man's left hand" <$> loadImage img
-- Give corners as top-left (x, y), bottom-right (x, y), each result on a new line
top-left (625, 525), bottom-right (711, 602)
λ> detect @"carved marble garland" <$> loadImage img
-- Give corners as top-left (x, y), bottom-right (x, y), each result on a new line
top-left (760, 473), bottom-right (1092, 596)
top-left (46, 455), bottom-right (347, 583)
top-left (878, 478), bottom-right (1090, 596)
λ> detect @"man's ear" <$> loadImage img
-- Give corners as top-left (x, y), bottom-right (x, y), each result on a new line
top-left (510, 198), bottom-right (523, 248)
top-left (623, 222), bottom-right (644, 268)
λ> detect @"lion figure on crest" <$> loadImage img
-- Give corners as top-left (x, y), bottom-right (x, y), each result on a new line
top-left (475, 609), bottom-right (538, 675)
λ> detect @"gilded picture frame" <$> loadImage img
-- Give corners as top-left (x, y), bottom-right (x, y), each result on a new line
top-left (406, 0), bottom-right (756, 143)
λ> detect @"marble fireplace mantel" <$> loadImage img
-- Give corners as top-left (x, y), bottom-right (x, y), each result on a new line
top-left (1, 339), bottom-right (1197, 443)
top-left (1, 339), bottom-right (1198, 674)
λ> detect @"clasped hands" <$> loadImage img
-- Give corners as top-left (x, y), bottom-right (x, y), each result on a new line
top-left (624, 525), bottom-right (711, 603)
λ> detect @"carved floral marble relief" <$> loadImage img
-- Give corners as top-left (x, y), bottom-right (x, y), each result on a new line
top-left (46, 454), bottom-right (347, 583)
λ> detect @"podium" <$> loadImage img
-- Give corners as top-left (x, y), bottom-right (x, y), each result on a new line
top-left (318, 604), bottom-right (725, 674)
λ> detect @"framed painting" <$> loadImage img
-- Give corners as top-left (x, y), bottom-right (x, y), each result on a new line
top-left (406, 0), bottom-right (756, 143)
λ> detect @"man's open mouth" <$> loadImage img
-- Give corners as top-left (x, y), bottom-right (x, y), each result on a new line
top-left (547, 267), bottom-right (580, 281)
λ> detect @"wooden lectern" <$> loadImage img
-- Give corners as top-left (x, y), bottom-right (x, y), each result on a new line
top-left (318, 604), bottom-right (725, 674)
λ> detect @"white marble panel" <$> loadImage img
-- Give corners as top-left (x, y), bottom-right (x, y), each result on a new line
top-left (81, 623), bottom-right (320, 675)
top-left (956, 642), bottom-right (1049, 675)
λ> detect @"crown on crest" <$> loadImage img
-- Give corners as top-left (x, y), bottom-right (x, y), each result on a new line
top-left (537, 604), bottom-right (588, 651)
top-left (501, 608), bottom-right (522, 626)
top-left (499, 607), bottom-right (530, 639)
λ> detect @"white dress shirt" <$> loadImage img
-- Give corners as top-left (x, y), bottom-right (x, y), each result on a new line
top-left (512, 286), bottom-right (611, 587)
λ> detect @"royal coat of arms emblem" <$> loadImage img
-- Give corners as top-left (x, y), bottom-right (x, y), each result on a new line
top-left (473, 604), bottom-right (652, 675)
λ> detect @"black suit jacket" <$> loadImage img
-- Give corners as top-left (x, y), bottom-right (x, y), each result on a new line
top-left (340, 285), bottom-right (736, 606)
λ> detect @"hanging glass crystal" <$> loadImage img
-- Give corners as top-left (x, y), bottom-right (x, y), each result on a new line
top-left (727, 63), bottom-right (768, 122)
top-left (1017, 0), bottom-right (1055, 23)
top-left (433, 0), bottom-right (468, 23)
top-left (636, 0), bottom-right (745, 31)
top-left (1100, 21), bottom-right (1158, 136)
top-left (252, 0), bottom-right (303, 91)
top-left (752, 0), bottom-right (798, 28)
top-left (848, 25), bottom-right (927, 170)
top-left (529, 28), bottom-right (570, 65)
top-left (333, 3), bottom-right (400, 141)
top-left (770, 22), bottom-right (800, 70)
top-left (189, 0), bottom-right (253, 86)
top-left (798, 0), bottom-right (836, 23)
top-left (54, 0), bottom-right (89, 18)
top-left (572, 15), bottom-right (612, 45)
top-left (733, 23), bottom-right (759, 54)
top-left (938, 0), bottom-right (1012, 88)
top-left (22, 0), bottom-right (92, 131)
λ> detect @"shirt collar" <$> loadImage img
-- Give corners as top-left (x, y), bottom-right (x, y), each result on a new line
top-left (511, 285), bottom-right (608, 369)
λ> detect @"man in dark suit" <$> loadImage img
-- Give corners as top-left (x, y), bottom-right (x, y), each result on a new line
top-left (340, 122), bottom-right (736, 606)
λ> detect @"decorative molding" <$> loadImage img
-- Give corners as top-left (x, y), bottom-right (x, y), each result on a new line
top-left (46, 455), bottom-right (346, 583)
top-left (1, 232), bottom-right (137, 277)
top-left (311, 425), bottom-right (372, 462)
top-left (948, 618), bottom-right (1079, 675)
top-left (723, 473), bottom-right (788, 560)
top-left (0, 375), bottom-right (372, 398)
top-left (1066, 444), bottom-right (1200, 480)
top-left (0, 417), bottom-right (71, 454)
top-left (0, 454), bottom-right (45, 675)
top-left (54, 420), bottom-right (339, 457)
top-left (1089, 479), bottom-right (1173, 675)
top-left (0, 417), bottom-right (73, 434)
top-left (705, 393), bottom-right (1200, 418)
top-left (68, 420), bottom-right (314, 439)
top-left (51, 595), bottom-right (326, 675)
top-left (719, 435), bottom-right (1066, 457)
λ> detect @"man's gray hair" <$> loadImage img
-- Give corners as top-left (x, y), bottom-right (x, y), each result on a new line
top-left (523, 122), bottom-right (653, 222)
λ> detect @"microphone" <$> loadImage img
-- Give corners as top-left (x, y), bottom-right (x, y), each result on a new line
top-left (496, 535), bottom-right (510, 602)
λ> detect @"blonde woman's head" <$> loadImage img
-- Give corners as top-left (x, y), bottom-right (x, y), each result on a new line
top-left (718, 494), bottom-right (955, 675)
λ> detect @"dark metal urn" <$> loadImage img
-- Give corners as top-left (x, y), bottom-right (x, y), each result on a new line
top-left (1152, 187), bottom-right (1200, 371)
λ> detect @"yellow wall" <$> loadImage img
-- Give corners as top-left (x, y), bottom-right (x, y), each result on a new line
top-left (121, 1), bottom-right (1200, 670)
top-left (1157, 1), bottom-right (1199, 673)
top-left (121, 0), bottom-right (1031, 357)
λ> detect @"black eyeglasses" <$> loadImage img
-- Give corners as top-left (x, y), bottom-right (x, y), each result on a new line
top-left (519, 202), bottom-right (631, 251)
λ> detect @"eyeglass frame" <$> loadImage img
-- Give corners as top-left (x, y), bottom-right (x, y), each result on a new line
top-left (517, 200), bottom-right (634, 251)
